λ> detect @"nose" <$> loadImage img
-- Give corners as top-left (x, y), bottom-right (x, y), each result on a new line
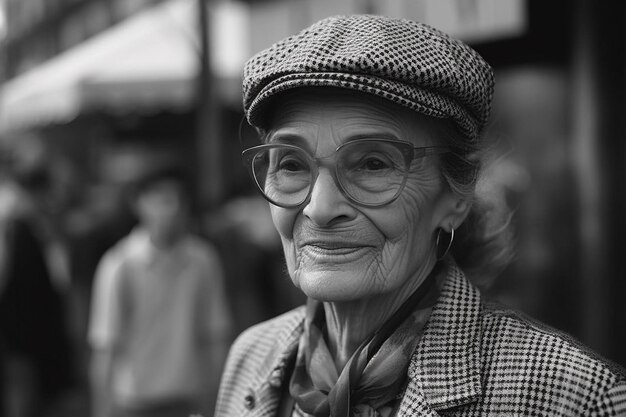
top-left (302, 168), bottom-right (356, 226)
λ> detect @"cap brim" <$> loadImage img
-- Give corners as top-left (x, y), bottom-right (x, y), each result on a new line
top-left (246, 72), bottom-right (477, 141)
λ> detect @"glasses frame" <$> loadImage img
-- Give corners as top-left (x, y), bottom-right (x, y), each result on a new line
top-left (241, 138), bottom-right (449, 208)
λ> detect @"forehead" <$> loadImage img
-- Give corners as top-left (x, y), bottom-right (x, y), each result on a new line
top-left (265, 88), bottom-right (439, 147)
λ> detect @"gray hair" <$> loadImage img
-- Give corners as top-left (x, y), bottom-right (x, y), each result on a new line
top-left (436, 119), bottom-right (515, 287)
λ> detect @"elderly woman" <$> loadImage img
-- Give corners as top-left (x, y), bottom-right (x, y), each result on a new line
top-left (215, 15), bottom-right (626, 417)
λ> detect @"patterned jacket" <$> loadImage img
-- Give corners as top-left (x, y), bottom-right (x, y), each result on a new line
top-left (215, 266), bottom-right (626, 416)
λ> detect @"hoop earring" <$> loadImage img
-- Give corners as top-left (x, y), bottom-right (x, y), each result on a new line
top-left (436, 227), bottom-right (455, 260)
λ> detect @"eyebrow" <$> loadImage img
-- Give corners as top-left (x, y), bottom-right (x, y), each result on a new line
top-left (342, 132), bottom-right (402, 142)
top-left (266, 133), bottom-right (307, 145)
top-left (268, 131), bottom-right (402, 144)
top-left (265, 133), bottom-right (316, 154)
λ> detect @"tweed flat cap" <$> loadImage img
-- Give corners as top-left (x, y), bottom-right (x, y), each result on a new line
top-left (243, 14), bottom-right (494, 141)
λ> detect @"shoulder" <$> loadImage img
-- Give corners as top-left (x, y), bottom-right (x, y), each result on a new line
top-left (93, 234), bottom-right (138, 285)
top-left (98, 236), bottom-right (132, 268)
top-left (228, 306), bottom-right (305, 366)
top-left (479, 300), bottom-right (626, 413)
top-left (480, 300), bottom-right (625, 378)
top-left (216, 307), bottom-right (305, 416)
top-left (182, 234), bottom-right (221, 264)
top-left (3, 216), bottom-right (41, 250)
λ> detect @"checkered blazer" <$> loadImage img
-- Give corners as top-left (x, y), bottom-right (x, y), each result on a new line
top-left (215, 265), bottom-right (626, 416)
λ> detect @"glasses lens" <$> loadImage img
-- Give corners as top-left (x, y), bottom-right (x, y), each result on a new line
top-left (251, 146), bottom-right (312, 207)
top-left (337, 140), bottom-right (408, 205)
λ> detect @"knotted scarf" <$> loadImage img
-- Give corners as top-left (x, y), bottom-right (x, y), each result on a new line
top-left (289, 264), bottom-right (443, 417)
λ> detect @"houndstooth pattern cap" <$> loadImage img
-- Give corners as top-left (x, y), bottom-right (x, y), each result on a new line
top-left (243, 14), bottom-right (495, 142)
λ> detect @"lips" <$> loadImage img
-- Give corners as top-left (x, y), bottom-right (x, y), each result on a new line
top-left (304, 243), bottom-right (366, 255)
top-left (293, 219), bottom-right (381, 259)
top-left (298, 238), bottom-right (376, 259)
top-left (303, 240), bottom-right (363, 250)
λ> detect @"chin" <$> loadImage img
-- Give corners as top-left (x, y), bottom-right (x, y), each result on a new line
top-left (293, 268), bottom-right (375, 302)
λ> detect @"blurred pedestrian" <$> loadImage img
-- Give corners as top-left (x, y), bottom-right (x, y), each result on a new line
top-left (0, 134), bottom-right (73, 417)
top-left (88, 166), bottom-right (233, 417)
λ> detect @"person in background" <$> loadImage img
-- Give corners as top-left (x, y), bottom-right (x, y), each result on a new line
top-left (89, 165), bottom-right (233, 417)
top-left (0, 134), bottom-right (73, 417)
top-left (215, 15), bottom-right (626, 416)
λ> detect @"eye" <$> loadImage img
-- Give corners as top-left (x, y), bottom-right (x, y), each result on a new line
top-left (350, 151), bottom-right (397, 172)
top-left (276, 152), bottom-right (308, 172)
top-left (279, 158), bottom-right (305, 171)
top-left (341, 141), bottom-right (405, 173)
top-left (360, 156), bottom-right (390, 171)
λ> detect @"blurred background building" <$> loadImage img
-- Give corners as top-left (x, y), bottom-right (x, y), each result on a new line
top-left (0, 0), bottom-right (624, 415)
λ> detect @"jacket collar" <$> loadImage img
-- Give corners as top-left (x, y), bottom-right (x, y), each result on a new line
top-left (246, 309), bottom-right (305, 416)
top-left (246, 264), bottom-right (483, 416)
top-left (401, 263), bottom-right (483, 412)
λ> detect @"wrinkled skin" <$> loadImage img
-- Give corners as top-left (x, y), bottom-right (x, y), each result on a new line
top-left (266, 90), bottom-right (467, 304)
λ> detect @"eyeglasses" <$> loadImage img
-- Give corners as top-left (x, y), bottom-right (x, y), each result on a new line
top-left (242, 138), bottom-right (449, 208)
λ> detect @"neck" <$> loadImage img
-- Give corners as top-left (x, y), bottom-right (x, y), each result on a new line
top-left (148, 227), bottom-right (184, 249)
top-left (322, 257), bottom-right (440, 370)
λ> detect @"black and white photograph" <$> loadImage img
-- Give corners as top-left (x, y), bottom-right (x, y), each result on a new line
top-left (0, 1), bottom-right (624, 416)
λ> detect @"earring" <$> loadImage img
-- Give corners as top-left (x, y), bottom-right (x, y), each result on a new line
top-left (436, 227), bottom-right (455, 260)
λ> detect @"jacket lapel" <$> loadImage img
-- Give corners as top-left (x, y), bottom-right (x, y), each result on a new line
top-left (245, 311), bottom-right (304, 417)
top-left (397, 264), bottom-right (483, 416)
top-left (242, 265), bottom-right (482, 417)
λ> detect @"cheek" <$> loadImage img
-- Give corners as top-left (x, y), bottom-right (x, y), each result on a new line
top-left (270, 205), bottom-right (299, 274)
top-left (270, 205), bottom-right (295, 238)
top-left (382, 172), bottom-right (442, 242)
top-left (371, 173), bottom-right (443, 284)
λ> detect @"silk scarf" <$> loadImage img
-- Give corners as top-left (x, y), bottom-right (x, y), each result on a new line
top-left (289, 264), bottom-right (443, 417)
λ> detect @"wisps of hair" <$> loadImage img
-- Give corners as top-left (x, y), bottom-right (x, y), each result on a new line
top-left (436, 119), bottom-right (516, 288)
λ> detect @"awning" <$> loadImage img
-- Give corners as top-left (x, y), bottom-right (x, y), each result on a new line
top-left (0, 0), bottom-right (249, 133)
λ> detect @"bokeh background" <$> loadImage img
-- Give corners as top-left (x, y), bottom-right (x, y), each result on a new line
top-left (0, 0), bottom-right (624, 415)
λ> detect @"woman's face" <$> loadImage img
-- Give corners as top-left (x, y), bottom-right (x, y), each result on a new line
top-left (266, 90), bottom-right (465, 302)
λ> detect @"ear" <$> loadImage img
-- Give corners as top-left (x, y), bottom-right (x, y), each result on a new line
top-left (435, 193), bottom-right (471, 232)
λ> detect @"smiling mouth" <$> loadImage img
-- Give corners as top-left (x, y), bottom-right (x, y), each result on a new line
top-left (302, 243), bottom-right (372, 257)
